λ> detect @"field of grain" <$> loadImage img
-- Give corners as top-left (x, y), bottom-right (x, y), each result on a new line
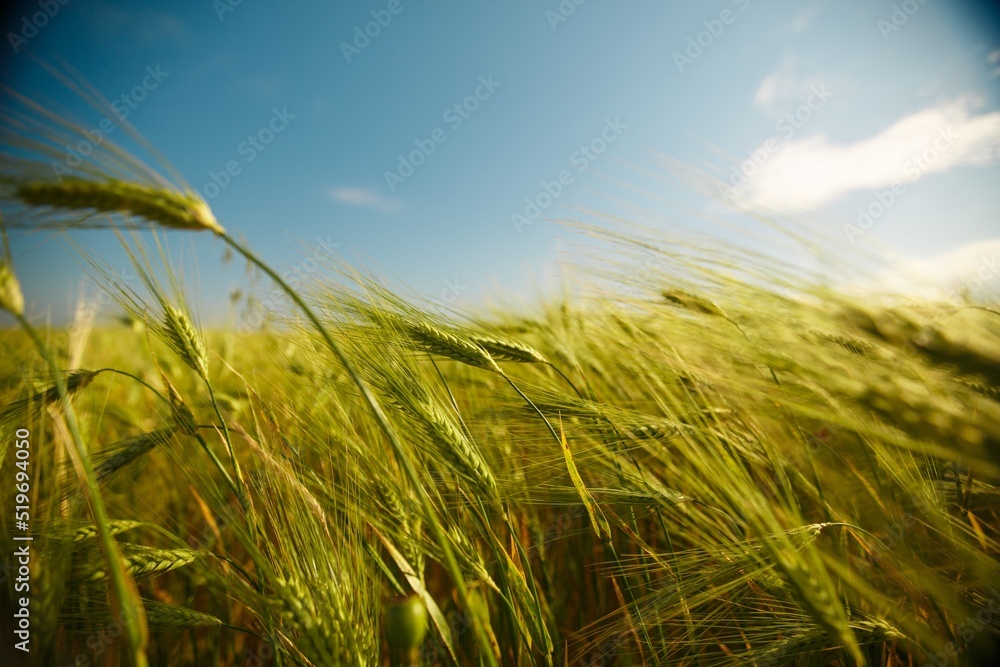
top-left (2, 100), bottom-right (1000, 667)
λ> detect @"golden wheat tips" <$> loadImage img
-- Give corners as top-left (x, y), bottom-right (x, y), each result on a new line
top-left (14, 177), bottom-right (225, 235)
top-left (0, 260), bottom-right (24, 315)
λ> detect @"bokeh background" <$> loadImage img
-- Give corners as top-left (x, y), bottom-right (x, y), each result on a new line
top-left (2, 0), bottom-right (999, 325)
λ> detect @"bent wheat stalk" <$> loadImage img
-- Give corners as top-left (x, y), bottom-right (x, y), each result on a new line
top-left (4, 144), bottom-right (501, 665)
top-left (216, 234), bottom-right (503, 666)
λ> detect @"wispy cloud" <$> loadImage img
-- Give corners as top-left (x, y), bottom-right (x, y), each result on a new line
top-left (872, 237), bottom-right (1000, 297)
top-left (736, 96), bottom-right (1000, 212)
top-left (753, 56), bottom-right (828, 116)
top-left (326, 186), bottom-right (401, 213)
top-left (754, 59), bottom-right (797, 113)
top-left (753, 73), bottom-right (784, 112)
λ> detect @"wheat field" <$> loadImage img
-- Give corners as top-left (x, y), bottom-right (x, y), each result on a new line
top-left (1, 88), bottom-right (999, 667)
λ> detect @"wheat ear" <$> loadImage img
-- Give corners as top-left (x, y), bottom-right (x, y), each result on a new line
top-left (14, 177), bottom-right (224, 234)
top-left (397, 319), bottom-right (502, 373)
top-left (374, 480), bottom-right (425, 578)
top-left (271, 576), bottom-right (361, 666)
top-left (79, 546), bottom-right (204, 583)
top-left (661, 289), bottom-right (725, 317)
top-left (95, 429), bottom-right (176, 482)
top-left (162, 305), bottom-right (210, 381)
top-left (415, 398), bottom-right (498, 497)
top-left (56, 519), bottom-right (144, 543)
top-left (470, 334), bottom-right (548, 364)
top-left (144, 602), bottom-right (223, 629)
top-left (0, 369), bottom-right (101, 429)
top-left (768, 543), bottom-right (864, 664)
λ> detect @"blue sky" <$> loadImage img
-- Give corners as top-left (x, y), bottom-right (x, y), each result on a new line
top-left (2, 0), bottom-right (999, 325)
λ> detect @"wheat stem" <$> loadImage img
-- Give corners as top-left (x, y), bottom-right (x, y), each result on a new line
top-left (13, 312), bottom-right (149, 667)
top-left (219, 231), bottom-right (502, 667)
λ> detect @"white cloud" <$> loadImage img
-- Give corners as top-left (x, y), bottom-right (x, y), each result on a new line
top-left (754, 73), bottom-right (783, 111)
top-left (753, 58), bottom-right (798, 114)
top-left (735, 96), bottom-right (1000, 212)
top-left (872, 238), bottom-right (1000, 298)
top-left (326, 186), bottom-right (400, 213)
